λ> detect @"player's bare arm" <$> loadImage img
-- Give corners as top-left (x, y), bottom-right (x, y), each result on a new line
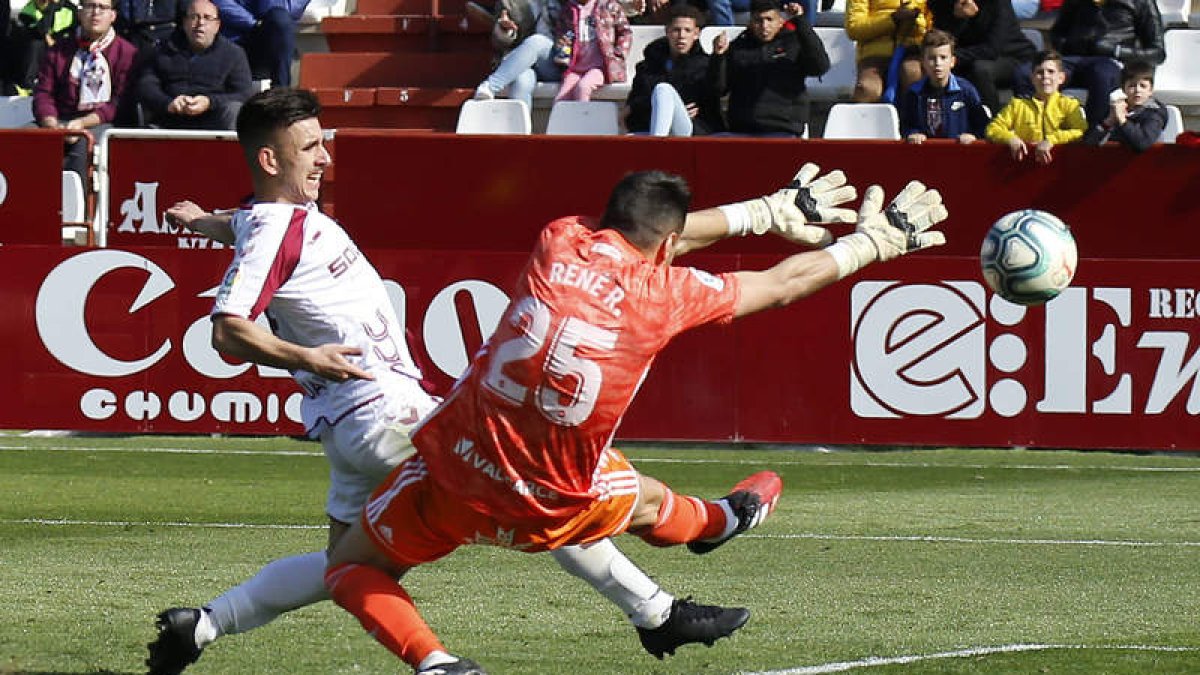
top-left (165, 201), bottom-right (236, 245)
top-left (733, 181), bottom-right (950, 318)
top-left (211, 314), bottom-right (375, 382)
top-left (673, 163), bottom-right (857, 258)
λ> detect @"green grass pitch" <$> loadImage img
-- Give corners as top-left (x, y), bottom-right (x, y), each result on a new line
top-left (1, 432), bottom-right (1198, 674)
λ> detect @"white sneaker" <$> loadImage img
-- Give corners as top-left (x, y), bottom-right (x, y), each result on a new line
top-left (473, 83), bottom-right (494, 101)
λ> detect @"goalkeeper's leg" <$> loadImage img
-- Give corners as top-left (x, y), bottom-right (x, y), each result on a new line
top-left (630, 473), bottom-right (782, 554)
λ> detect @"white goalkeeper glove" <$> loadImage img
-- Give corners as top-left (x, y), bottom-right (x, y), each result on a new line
top-left (825, 181), bottom-right (949, 279)
top-left (719, 162), bottom-right (858, 247)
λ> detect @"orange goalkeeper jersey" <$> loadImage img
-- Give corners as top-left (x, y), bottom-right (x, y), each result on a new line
top-left (413, 216), bottom-right (740, 523)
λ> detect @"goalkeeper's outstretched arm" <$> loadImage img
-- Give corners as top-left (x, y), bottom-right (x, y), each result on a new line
top-left (672, 163), bottom-right (856, 258)
top-left (731, 181), bottom-right (949, 319)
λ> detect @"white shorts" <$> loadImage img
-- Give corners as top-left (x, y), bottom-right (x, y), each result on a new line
top-left (318, 393), bottom-right (435, 523)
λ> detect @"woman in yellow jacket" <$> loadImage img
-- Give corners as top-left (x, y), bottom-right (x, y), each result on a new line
top-left (845, 0), bottom-right (928, 102)
top-left (986, 51), bottom-right (1087, 165)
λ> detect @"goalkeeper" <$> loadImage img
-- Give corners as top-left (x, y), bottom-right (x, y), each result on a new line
top-left (323, 164), bottom-right (949, 674)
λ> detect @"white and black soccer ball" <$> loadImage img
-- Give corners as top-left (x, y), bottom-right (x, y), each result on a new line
top-left (979, 209), bottom-right (1078, 306)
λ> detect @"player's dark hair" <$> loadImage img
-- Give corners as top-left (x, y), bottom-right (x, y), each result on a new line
top-left (921, 28), bottom-right (955, 52)
top-left (236, 87), bottom-right (322, 163)
top-left (749, 0), bottom-right (782, 14)
top-left (667, 3), bottom-right (705, 26)
top-left (1120, 60), bottom-right (1155, 86)
top-left (599, 171), bottom-right (691, 251)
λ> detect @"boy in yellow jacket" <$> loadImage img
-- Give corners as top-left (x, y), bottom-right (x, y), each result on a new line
top-left (986, 50), bottom-right (1086, 165)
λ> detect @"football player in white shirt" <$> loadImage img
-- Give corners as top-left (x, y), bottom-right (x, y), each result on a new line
top-left (149, 87), bottom-right (794, 675)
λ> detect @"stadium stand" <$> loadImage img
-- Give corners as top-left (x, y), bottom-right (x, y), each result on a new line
top-left (1157, 0), bottom-right (1191, 25)
top-left (0, 96), bottom-right (33, 128)
top-left (822, 102), bottom-right (900, 139)
top-left (1162, 103), bottom-right (1185, 142)
top-left (529, 24), bottom-right (663, 105)
top-left (1155, 29), bottom-right (1200, 106)
top-left (455, 98), bottom-right (533, 134)
top-left (545, 100), bottom-right (622, 135)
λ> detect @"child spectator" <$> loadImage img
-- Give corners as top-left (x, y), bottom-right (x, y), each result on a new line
top-left (472, 0), bottom-right (565, 110)
top-left (1082, 60), bottom-right (1166, 153)
top-left (553, 0), bottom-right (631, 101)
top-left (900, 28), bottom-right (989, 144)
top-left (985, 50), bottom-right (1084, 165)
top-left (624, 4), bottom-right (724, 136)
top-left (928, 0), bottom-right (1036, 115)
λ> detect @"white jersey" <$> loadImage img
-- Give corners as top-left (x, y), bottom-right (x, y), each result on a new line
top-left (212, 202), bottom-right (430, 436)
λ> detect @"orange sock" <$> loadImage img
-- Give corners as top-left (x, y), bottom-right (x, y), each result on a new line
top-left (325, 562), bottom-right (445, 667)
top-left (636, 488), bottom-right (728, 547)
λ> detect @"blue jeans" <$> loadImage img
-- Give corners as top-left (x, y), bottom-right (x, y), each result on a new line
top-left (649, 83), bottom-right (693, 136)
top-left (482, 33), bottom-right (561, 109)
top-left (707, 0), bottom-right (751, 26)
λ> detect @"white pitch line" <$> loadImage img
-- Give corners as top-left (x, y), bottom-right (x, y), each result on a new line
top-left (5, 519), bottom-right (1198, 547)
top-left (741, 643), bottom-right (1200, 675)
top-left (2, 444), bottom-right (1199, 472)
top-left (0, 444), bottom-right (324, 457)
top-left (748, 533), bottom-right (1200, 547)
top-left (5, 518), bottom-right (324, 530)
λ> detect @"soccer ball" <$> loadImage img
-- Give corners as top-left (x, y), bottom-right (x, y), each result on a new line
top-left (979, 209), bottom-right (1078, 306)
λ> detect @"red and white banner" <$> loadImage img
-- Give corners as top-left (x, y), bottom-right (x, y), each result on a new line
top-left (2, 244), bottom-right (1197, 449)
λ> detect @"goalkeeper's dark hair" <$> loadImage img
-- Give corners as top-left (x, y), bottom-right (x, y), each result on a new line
top-left (236, 87), bottom-right (322, 163)
top-left (599, 171), bottom-right (692, 251)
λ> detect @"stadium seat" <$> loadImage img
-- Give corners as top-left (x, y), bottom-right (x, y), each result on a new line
top-left (1021, 27), bottom-right (1044, 51)
top-left (808, 27), bottom-right (858, 102)
top-left (822, 102), bottom-right (900, 139)
top-left (1157, 0), bottom-right (1192, 24)
top-left (1160, 103), bottom-right (1185, 143)
top-left (545, 100), bottom-right (621, 135)
top-left (699, 25), bottom-right (745, 52)
top-left (61, 170), bottom-right (86, 224)
top-left (1155, 29), bottom-right (1200, 105)
top-left (455, 99), bottom-right (532, 134)
top-left (0, 96), bottom-right (33, 128)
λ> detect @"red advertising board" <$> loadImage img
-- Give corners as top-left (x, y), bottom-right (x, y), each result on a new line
top-left (0, 130), bottom-right (72, 245)
top-left (104, 135), bottom-right (256, 248)
top-left (2, 244), bottom-right (1197, 450)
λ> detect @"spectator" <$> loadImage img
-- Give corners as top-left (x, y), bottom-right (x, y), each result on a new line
top-left (929, 0), bottom-right (1035, 114)
top-left (711, 0), bottom-right (830, 137)
top-left (32, 0), bottom-right (136, 183)
top-left (900, 28), bottom-right (989, 143)
top-left (7, 0), bottom-right (77, 95)
top-left (1082, 60), bottom-right (1166, 153)
top-left (986, 50), bottom-right (1085, 164)
top-left (845, 0), bottom-right (928, 102)
top-left (136, 0), bottom-right (253, 129)
top-left (624, 4), bottom-right (724, 136)
top-left (471, 0), bottom-right (565, 110)
top-left (1015, 0), bottom-right (1164, 125)
top-left (115, 0), bottom-right (180, 52)
top-left (211, 0), bottom-right (310, 87)
top-left (553, 0), bottom-right (632, 101)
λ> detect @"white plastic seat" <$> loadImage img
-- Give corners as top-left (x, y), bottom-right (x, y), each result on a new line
top-left (1021, 27), bottom-right (1044, 51)
top-left (1155, 29), bottom-right (1200, 105)
top-left (455, 99), bottom-right (532, 134)
top-left (62, 171), bottom-right (86, 223)
top-left (822, 102), bottom-right (900, 139)
top-left (545, 100), bottom-right (621, 135)
top-left (809, 27), bottom-right (858, 102)
top-left (1160, 103), bottom-right (1184, 143)
top-left (1158, 0), bottom-right (1192, 24)
top-left (0, 96), bottom-right (34, 128)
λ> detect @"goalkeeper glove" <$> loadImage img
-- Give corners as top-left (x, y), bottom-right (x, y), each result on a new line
top-left (825, 181), bottom-right (949, 279)
top-left (719, 162), bottom-right (857, 247)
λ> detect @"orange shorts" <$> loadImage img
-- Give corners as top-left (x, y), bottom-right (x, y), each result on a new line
top-left (361, 448), bottom-right (640, 567)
